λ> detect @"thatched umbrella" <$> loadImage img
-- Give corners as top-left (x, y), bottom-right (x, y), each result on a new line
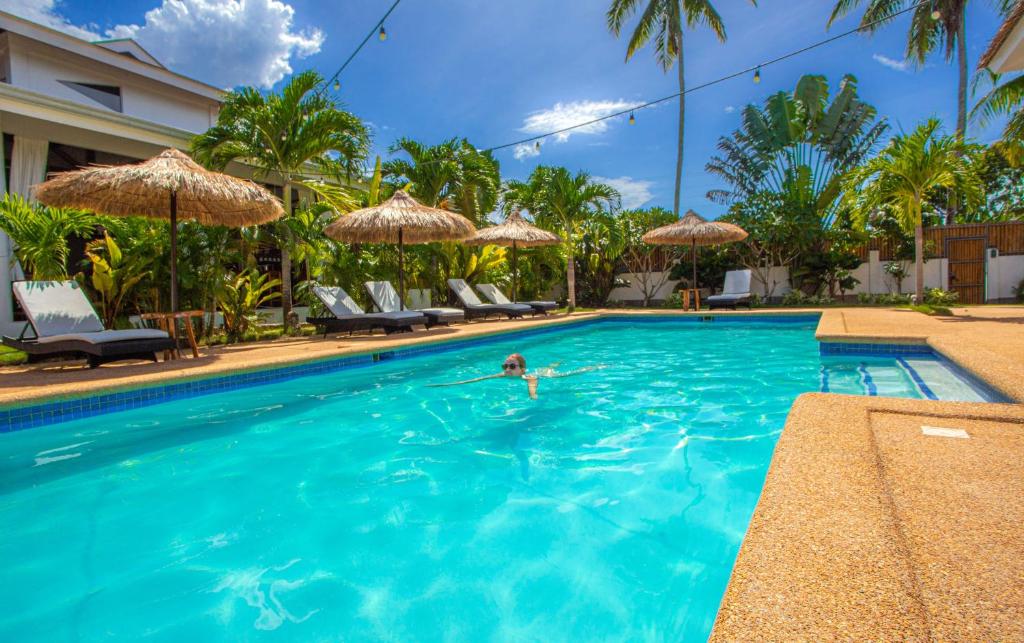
top-left (465, 210), bottom-right (561, 302)
top-left (323, 190), bottom-right (476, 309)
top-left (33, 148), bottom-right (283, 312)
top-left (642, 209), bottom-right (747, 292)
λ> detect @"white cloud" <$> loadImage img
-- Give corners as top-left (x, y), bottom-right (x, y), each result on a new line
top-left (1, 0), bottom-right (100, 40)
top-left (512, 142), bottom-right (541, 161)
top-left (519, 99), bottom-right (639, 143)
top-left (594, 176), bottom-right (654, 209)
top-left (724, 105), bottom-right (736, 114)
top-left (872, 54), bottom-right (911, 73)
top-left (5, 0), bottom-right (323, 89)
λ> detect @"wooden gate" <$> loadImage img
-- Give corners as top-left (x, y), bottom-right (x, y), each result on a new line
top-left (945, 237), bottom-right (986, 304)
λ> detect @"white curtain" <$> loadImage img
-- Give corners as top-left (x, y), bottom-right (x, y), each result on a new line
top-left (9, 136), bottom-right (48, 200)
top-left (2, 135), bottom-right (49, 331)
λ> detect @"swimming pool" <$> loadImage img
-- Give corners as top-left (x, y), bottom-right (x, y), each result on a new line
top-left (0, 317), bottom-right (999, 641)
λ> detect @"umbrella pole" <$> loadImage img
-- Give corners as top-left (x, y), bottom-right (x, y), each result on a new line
top-left (398, 227), bottom-right (405, 311)
top-left (691, 240), bottom-right (697, 311)
top-left (170, 190), bottom-right (178, 314)
top-left (511, 241), bottom-right (518, 303)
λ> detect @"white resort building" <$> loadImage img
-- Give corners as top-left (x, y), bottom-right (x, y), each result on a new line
top-left (0, 11), bottom-right (310, 336)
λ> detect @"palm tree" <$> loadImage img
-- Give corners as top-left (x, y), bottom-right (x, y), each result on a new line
top-left (827, 1), bottom-right (1013, 151)
top-left (842, 118), bottom-right (982, 301)
top-left (607, 0), bottom-right (755, 217)
top-left (383, 138), bottom-right (501, 300)
top-left (383, 137), bottom-right (500, 222)
top-left (707, 74), bottom-right (888, 227)
top-left (506, 167), bottom-right (619, 312)
top-left (972, 70), bottom-right (1024, 164)
top-left (191, 70), bottom-right (369, 329)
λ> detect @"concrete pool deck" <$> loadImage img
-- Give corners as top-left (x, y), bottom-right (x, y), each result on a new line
top-left (2, 304), bottom-right (1022, 639)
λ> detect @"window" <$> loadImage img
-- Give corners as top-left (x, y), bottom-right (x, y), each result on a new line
top-left (58, 80), bottom-right (122, 112)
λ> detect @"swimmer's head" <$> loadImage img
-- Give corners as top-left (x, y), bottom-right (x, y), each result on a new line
top-left (502, 353), bottom-right (525, 376)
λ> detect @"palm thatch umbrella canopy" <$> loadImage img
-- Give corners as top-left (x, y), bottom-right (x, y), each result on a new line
top-left (642, 209), bottom-right (748, 292)
top-left (324, 190), bottom-right (476, 309)
top-left (34, 148), bottom-right (283, 312)
top-left (465, 210), bottom-right (561, 302)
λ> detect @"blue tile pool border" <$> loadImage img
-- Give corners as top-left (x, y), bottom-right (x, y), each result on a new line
top-left (0, 311), bottom-right (923, 434)
top-left (818, 341), bottom-right (934, 356)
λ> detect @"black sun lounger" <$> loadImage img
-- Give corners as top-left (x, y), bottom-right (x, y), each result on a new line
top-left (447, 279), bottom-right (532, 320)
top-left (475, 284), bottom-right (557, 316)
top-left (364, 281), bottom-right (464, 327)
top-left (3, 280), bottom-right (175, 368)
top-left (706, 270), bottom-right (753, 310)
top-left (308, 286), bottom-right (427, 336)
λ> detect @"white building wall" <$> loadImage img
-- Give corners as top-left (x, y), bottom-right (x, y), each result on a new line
top-left (987, 253), bottom-right (1024, 301)
top-left (5, 33), bottom-right (217, 133)
top-left (608, 271), bottom-right (679, 302)
top-left (750, 267), bottom-right (792, 299)
top-left (614, 254), bottom-right (956, 304)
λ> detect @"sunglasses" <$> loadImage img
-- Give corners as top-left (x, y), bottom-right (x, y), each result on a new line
top-left (503, 363), bottom-right (520, 370)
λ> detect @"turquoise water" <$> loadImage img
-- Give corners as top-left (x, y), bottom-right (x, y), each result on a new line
top-left (0, 319), bottom-right (994, 641)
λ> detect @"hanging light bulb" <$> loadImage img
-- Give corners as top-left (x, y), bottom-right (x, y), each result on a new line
top-left (280, 132), bottom-right (286, 141)
top-left (753, 67), bottom-right (761, 84)
top-left (333, 79), bottom-right (340, 91)
top-left (930, 1), bottom-right (941, 20)
top-left (379, 24), bottom-right (387, 41)
top-left (629, 111), bottom-right (636, 125)
top-left (534, 140), bottom-right (541, 151)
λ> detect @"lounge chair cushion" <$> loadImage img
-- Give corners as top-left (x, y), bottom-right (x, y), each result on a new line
top-left (366, 281), bottom-right (463, 318)
top-left (719, 269), bottom-right (752, 296)
top-left (365, 281), bottom-right (403, 312)
top-left (13, 281), bottom-right (106, 337)
top-left (35, 328), bottom-right (171, 345)
top-left (476, 284), bottom-right (555, 307)
top-left (706, 293), bottom-right (749, 303)
top-left (448, 279), bottom-right (486, 307)
top-left (313, 286), bottom-right (365, 317)
top-left (449, 279), bottom-right (532, 314)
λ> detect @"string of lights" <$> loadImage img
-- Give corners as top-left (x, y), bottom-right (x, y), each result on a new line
top-left (483, 0), bottom-right (938, 155)
top-left (315, 0), bottom-right (401, 98)
top-left (310, 0), bottom-right (938, 169)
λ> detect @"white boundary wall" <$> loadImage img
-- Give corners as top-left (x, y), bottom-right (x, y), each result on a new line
top-left (611, 250), bottom-right (1024, 303)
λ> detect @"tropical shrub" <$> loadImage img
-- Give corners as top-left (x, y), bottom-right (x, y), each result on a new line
top-left (83, 232), bottom-right (151, 328)
top-left (924, 288), bottom-right (959, 307)
top-left (0, 194), bottom-right (96, 280)
top-left (218, 271), bottom-right (282, 342)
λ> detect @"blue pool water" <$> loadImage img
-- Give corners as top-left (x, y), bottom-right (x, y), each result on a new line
top-left (0, 318), bottom-right (997, 641)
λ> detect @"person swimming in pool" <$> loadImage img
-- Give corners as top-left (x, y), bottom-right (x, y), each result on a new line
top-left (428, 353), bottom-right (602, 400)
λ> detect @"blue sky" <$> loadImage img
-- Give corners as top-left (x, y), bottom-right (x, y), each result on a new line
top-left (5, 0), bottom-right (1010, 217)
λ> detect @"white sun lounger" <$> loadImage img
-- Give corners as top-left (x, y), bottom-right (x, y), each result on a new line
top-left (707, 270), bottom-right (753, 309)
top-left (447, 279), bottom-right (532, 320)
top-left (308, 285), bottom-right (427, 336)
top-left (475, 284), bottom-right (557, 315)
top-left (3, 280), bottom-right (174, 367)
top-left (364, 281), bottom-right (464, 327)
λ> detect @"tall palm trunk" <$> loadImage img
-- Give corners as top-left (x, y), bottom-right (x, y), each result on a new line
top-left (674, 32), bottom-right (685, 218)
top-left (914, 217), bottom-right (925, 303)
top-left (280, 178), bottom-right (293, 331)
top-left (566, 244), bottom-right (577, 313)
top-left (947, 11), bottom-right (969, 225)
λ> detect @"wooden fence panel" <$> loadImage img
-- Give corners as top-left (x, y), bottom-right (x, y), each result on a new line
top-left (848, 222), bottom-right (1024, 260)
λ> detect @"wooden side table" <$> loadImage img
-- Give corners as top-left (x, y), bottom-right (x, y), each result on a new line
top-left (140, 310), bottom-right (203, 360)
top-left (680, 288), bottom-right (701, 311)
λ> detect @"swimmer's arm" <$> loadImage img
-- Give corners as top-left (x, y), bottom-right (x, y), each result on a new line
top-left (539, 364), bottom-right (608, 379)
top-left (426, 373), bottom-right (503, 387)
top-left (524, 375), bottom-right (538, 400)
